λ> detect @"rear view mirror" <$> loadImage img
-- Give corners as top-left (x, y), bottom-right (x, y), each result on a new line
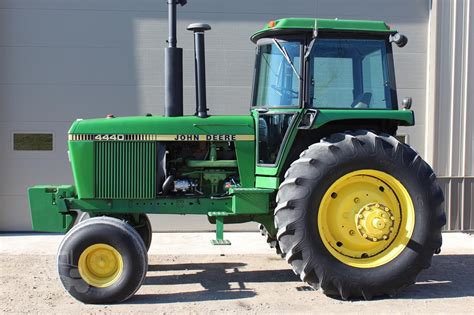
top-left (390, 33), bottom-right (408, 47)
top-left (402, 97), bottom-right (412, 109)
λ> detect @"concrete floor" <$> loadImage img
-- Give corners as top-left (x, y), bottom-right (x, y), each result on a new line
top-left (1, 232), bottom-right (473, 314)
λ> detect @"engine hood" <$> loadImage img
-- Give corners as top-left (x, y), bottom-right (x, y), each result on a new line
top-left (69, 115), bottom-right (255, 139)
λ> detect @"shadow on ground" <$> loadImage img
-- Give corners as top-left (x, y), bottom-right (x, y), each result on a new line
top-left (399, 254), bottom-right (474, 299)
top-left (127, 255), bottom-right (473, 304)
top-left (127, 261), bottom-right (298, 304)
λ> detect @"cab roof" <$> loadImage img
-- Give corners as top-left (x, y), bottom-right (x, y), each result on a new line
top-left (251, 18), bottom-right (396, 43)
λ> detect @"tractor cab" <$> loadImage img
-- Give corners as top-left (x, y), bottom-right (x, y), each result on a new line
top-left (249, 18), bottom-right (410, 175)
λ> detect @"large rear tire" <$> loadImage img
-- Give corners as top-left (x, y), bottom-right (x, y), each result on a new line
top-left (275, 130), bottom-right (445, 299)
top-left (57, 216), bottom-right (148, 304)
top-left (258, 224), bottom-right (283, 257)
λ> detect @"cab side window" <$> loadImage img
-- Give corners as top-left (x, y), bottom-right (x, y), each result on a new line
top-left (309, 39), bottom-right (392, 109)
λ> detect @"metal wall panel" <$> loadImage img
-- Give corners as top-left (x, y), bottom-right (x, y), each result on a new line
top-left (426, 0), bottom-right (473, 231)
top-left (438, 178), bottom-right (473, 231)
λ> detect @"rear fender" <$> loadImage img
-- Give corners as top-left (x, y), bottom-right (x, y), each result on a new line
top-left (309, 109), bottom-right (415, 129)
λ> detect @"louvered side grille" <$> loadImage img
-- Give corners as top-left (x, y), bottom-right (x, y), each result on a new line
top-left (94, 141), bottom-right (156, 199)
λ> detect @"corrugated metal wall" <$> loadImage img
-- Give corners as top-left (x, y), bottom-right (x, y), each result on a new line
top-left (426, 0), bottom-right (473, 231)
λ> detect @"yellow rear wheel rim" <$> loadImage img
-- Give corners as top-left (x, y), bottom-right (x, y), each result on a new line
top-left (318, 169), bottom-right (415, 268)
top-left (78, 243), bottom-right (123, 288)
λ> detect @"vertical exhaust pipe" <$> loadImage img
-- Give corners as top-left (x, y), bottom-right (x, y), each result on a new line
top-left (164, 0), bottom-right (187, 117)
top-left (187, 23), bottom-right (211, 118)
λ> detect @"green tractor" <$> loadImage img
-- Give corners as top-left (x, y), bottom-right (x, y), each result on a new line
top-left (28, 0), bottom-right (445, 303)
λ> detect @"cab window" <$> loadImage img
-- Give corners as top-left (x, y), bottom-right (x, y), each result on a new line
top-left (309, 38), bottom-right (393, 109)
top-left (253, 40), bottom-right (301, 107)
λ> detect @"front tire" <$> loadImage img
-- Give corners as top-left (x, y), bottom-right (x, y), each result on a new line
top-left (57, 216), bottom-right (148, 304)
top-left (276, 130), bottom-right (445, 299)
top-left (74, 213), bottom-right (153, 251)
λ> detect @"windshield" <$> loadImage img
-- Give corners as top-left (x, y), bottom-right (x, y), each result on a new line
top-left (252, 40), bottom-right (301, 107)
top-left (309, 38), bottom-right (393, 109)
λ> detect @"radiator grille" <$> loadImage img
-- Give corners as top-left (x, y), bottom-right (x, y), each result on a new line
top-left (94, 141), bottom-right (156, 199)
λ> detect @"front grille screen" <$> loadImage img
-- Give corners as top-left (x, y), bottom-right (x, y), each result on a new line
top-left (94, 141), bottom-right (156, 199)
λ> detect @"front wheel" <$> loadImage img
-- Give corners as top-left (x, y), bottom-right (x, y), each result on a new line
top-left (57, 216), bottom-right (148, 303)
top-left (74, 212), bottom-right (153, 251)
top-left (276, 130), bottom-right (445, 299)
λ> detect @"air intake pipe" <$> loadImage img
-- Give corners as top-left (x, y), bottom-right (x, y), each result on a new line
top-left (187, 23), bottom-right (211, 118)
top-left (164, 0), bottom-right (187, 117)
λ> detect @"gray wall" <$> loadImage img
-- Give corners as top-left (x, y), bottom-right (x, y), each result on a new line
top-left (0, 0), bottom-right (459, 231)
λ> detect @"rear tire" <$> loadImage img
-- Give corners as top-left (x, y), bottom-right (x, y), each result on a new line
top-left (275, 130), bottom-right (445, 299)
top-left (57, 216), bottom-right (148, 304)
top-left (258, 224), bottom-right (283, 257)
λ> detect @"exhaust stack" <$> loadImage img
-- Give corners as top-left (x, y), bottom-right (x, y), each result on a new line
top-left (164, 0), bottom-right (186, 117)
top-left (187, 23), bottom-right (211, 118)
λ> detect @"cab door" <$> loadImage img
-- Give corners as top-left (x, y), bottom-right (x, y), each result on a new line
top-left (251, 37), bottom-right (305, 188)
top-left (254, 109), bottom-right (302, 177)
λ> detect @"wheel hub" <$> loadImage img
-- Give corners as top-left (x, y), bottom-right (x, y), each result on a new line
top-left (317, 169), bottom-right (415, 268)
top-left (356, 203), bottom-right (394, 242)
top-left (88, 248), bottom-right (118, 276)
top-left (78, 243), bottom-right (123, 288)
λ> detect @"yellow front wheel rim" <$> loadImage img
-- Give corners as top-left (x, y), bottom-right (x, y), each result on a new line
top-left (78, 243), bottom-right (123, 288)
top-left (318, 169), bottom-right (415, 268)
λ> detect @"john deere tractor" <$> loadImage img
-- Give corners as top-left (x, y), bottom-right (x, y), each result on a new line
top-left (28, 0), bottom-right (445, 303)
